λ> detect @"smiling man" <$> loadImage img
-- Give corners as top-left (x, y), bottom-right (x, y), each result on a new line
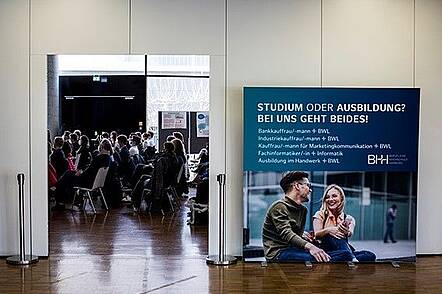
top-left (262, 171), bottom-right (353, 262)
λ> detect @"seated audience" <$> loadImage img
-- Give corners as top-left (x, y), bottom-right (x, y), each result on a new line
top-left (172, 138), bottom-right (189, 197)
top-left (73, 129), bottom-right (81, 138)
top-left (69, 133), bottom-right (80, 157)
top-left (101, 132), bottom-right (110, 140)
top-left (110, 131), bottom-right (118, 147)
top-left (131, 141), bottom-right (178, 211)
top-left (75, 135), bottom-right (92, 171)
top-left (62, 131), bottom-right (71, 144)
top-left (172, 132), bottom-right (189, 185)
top-left (50, 137), bottom-right (68, 180)
top-left (53, 139), bottom-right (116, 211)
top-left (48, 141), bottom-right (57, 189)
top-left (62, 141), bottom-right (76, 172)
top-left (129, 145), bottom-right (145, 166)
top-left (114, 134), bottom-right (133, 185)
top-left (146, 131), bottom-right (156, 147)
top-left (172, 132), bottom-right (185, 145)
top-left (130, 135), bottom-right (143, 155)
top-left (142, 131), bottom-right (156, 149)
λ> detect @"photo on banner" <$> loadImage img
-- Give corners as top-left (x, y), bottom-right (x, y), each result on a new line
top-left (243, 87), bottom-right (420, 263)
top-left (196, 112), bottom-right (209, 137)
top-left (161, 111), bottom-right (187, 129)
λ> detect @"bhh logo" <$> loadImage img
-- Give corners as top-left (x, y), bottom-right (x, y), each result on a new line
top-left (368, 155), bottom-right (389, 165)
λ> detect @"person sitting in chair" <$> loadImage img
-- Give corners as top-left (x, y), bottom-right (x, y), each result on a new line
top-left (53, 139), bottom-right (113, 211)
top-left (50, 136), bottom-right (68, 180)
top-left (131, 141), bottom-right (178, 212)
top-left (114, 134), bottom-right (133, 186)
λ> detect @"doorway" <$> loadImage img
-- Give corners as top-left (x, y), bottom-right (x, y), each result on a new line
top-left (46, 54), bottom-right (210, 258)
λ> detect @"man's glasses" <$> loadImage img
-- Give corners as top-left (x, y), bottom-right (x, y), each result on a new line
top-left (295, 182), bottom-right (312, 189)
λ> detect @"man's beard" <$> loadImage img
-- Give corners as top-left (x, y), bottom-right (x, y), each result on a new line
top-left (301, 192), bottom-right (310, 202)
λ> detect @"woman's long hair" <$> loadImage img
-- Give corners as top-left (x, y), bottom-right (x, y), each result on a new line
top-left (171, 138), bottom-right (184, 155)
top-left (319, 184), bottom-right (346, 217)
top-left (79, 135), bottom-right (89, 149)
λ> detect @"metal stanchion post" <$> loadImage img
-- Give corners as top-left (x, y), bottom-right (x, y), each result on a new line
top-left (6, 173), bottom-right (39, 265)
top-left (206, 174), bottom-right (237, 265)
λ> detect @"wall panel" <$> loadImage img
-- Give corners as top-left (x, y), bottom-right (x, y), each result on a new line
top-left (131, 0), bottom-right (224, 55)
top-left (227, 0), bottom-right (321, 255)
top-left (415, 0), bottom-right (442, 254)
top-left (30, 55), bottom-right (49, 256)
top-left (31, 0), bottom-right (129, 54)
top-left (208, 56), bottom-right (226, 255)
top-left (0, 0), bottom-right (30, 255)
top-left (322, 0), bottom-right (414, 86)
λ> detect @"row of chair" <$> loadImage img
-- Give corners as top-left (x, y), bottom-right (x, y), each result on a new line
top-left (67, 164), bottom-right (208, 227)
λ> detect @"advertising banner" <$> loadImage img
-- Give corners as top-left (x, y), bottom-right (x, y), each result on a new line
top-left (243, 87), bottom-right (419, 263)
top-left (196, 112), bottom-right (209, 137)
top-left (161, 111), bottom-right (187, 129)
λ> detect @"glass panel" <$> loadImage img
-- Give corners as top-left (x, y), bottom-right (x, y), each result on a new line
top-left (387, 172), bottom-right (411, 195)
top-left (344, 189), bottom-right (362, 240)
top-left (147, 55), bottom-right (209, 76)
top-left (364, 172), bottom-right (386, 192)
top-left (58, 55), bottom-right (145, 75)
top-left (146, 77), bottom-right (209, 129)
top-left (247, 188), bottom-right (282, 246)
top-left (327, 172), bottom-right (363, 189)
top-left (362, 193), bottom-right (385, 240)
top-left (311, 171), bottom-right (325, 185)
top-left (308, 185), bottom-right (324, 231)
top-left (249, 171), bottom-right (282, 187)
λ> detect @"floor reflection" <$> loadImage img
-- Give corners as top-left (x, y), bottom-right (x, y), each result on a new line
top-left (50, 201), bottom-right (208, 258)
top-left (1, 201), bottom-right (441, 293)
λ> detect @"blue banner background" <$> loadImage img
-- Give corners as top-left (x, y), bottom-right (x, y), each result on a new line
top-left (243, 87), bottom-right (420, 172)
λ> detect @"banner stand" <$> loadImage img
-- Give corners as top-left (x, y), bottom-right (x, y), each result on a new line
top-left (206, 174), bottom-right (237, 266)
top-left (6, 173), bottom-right (39, 266)
top-left (243, 87), bottom-right (419, 264)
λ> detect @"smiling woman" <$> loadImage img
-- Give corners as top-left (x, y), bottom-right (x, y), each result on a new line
top-left (313, 184), bottom-right (376, 262)
top-left (313, 184), bottom-right (352, 240)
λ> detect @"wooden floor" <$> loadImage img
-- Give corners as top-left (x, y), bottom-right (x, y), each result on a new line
top-left (1, 204), bottom-right (441, 293)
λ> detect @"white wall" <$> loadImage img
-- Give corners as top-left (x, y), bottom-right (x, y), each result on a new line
top-left (226, 0), bottom-right (322, 255)
top-left (31, 0), bottom-right (130, 54)
top-left (131, 0), bottom-right (225, 55)
top-left (0, 0), bottom-right (30, 256)
top-left (322, 0), bottom-right (414, 87)
top-left (208, 56), bottom-right (226, 255)
top-left (415, 0), bottom-right (442, 254)
top-left (30, 55), bottom-right (49, 256)
top-left (0, 0), bottom-right (441, 257)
